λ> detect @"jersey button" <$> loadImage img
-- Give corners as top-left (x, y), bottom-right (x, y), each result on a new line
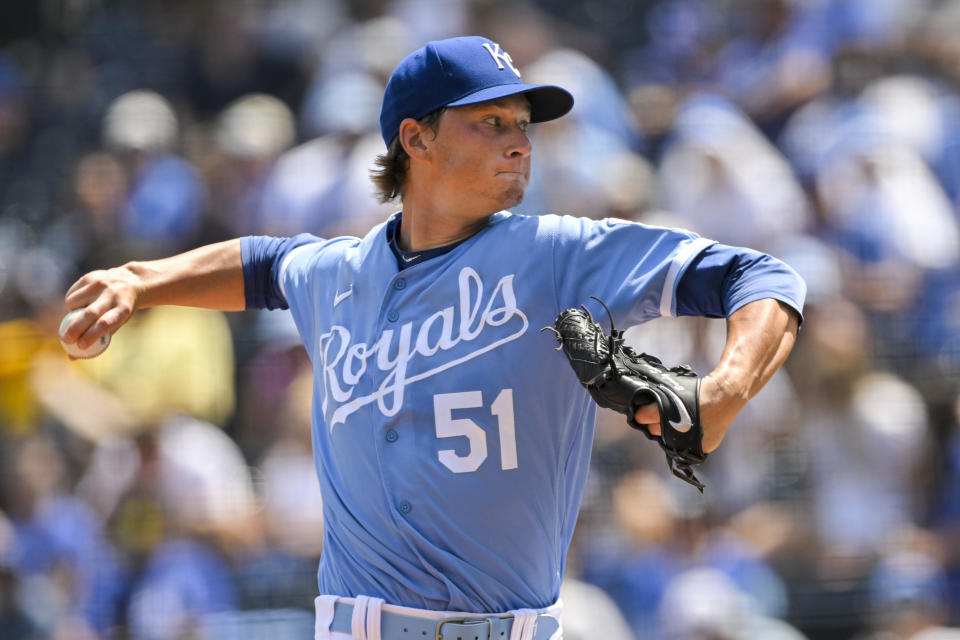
top-left (398, 501), bottom-right (412, 515)
top-left (385, 429), bottom-right (398, 443)
top-left (387, 310), bottom-right (399, 322)
top-left (394, 279), bottom-right (406, 290)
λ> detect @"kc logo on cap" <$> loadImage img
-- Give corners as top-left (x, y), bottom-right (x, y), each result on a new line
top-left (481, 42), bottom-right (522, 78)
top-left (378, 36), bottom-right (574, 146)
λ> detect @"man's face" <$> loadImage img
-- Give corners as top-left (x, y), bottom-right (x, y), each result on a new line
top-left (424, 94), bottom-right (533, 213)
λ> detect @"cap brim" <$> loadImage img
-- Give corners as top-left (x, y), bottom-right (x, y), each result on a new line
top-left (446, 83), bottom-right (573, 123)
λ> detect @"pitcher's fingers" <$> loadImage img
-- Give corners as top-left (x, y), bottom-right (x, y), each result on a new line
top-left (76, 303), bottom-right (132, 349)
top-left (60, 306), bottom-right (97, 345)
top-left (60, 294), bottom-right (116, 345)
top-left (634, 403), bottom-right (660, 425)
top-left (634, 403), bottom-right (662, 437)
top-left (65, 276), bottom-right (105, 310)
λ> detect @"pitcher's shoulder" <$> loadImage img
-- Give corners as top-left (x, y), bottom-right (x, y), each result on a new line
top-left (488, 210), bottom-right (577, 233)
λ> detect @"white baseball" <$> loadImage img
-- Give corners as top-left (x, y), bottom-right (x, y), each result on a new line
top-left (59, 309), bottom-right (111, 359)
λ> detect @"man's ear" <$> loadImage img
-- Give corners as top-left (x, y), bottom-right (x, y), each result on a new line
top-left (398, 118), bottom-right (429, 159)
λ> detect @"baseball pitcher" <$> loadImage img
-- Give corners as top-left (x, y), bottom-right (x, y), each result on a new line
top-left (62, 36), bottom-right (805, 640)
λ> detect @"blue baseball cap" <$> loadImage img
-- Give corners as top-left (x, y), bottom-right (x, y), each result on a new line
top-left (379, 36), bottom-right (574, 146)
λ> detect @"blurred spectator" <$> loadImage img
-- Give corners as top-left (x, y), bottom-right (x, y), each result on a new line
top-left (799, 316), bottom-right (931, 554)
top-left (858, 75), bottom-right (960, 205)
top-left (658, 567), bottom-right (808, 640)
top-left (181, 2), bottom-right (309, 117)
top-left (206, 93), bottom-right (296, 236)
top-left (0, 313), bottom-right (53, 436)
top-left (77, 415), bottom-right (258, 638)
top-left (656, 94), bottom-right (813, 252)
top-left (154, 416), bottom-right (258, 546)
top-left (234, 365), bottom-right (322, 613)
top-left (857, 537), bottom-right (958, 640)
top-left (814, 117), bottom-right (960, 275)
top-left (559, 576), bottom-right (635, 640)
top-left (2, 435), bottom-right (124, 637)
top-left (617, 0), bottom-right (723, 90)
top-left (0, 508), bottom-right (43, 639)
top-left (232, 309), bottom-right (308, 458)
top-left (720, 0), bottom-right (926, 129)
top-left (315, 16), bottom-right (412, 83)
top-left (33, 306), bottom-right (235, 432)
top-left (260, 70), bottom-right (396, 238)
top-left (256, 366), bottom-right (323, 560)
top-left (386, 0), bottom-right (470, 46)
top-left (577, 470), bottom-right (790, 639)
top-left (67, 152), bottom-right (129, 267)
top-left (126, 537), bottom-right (237, 640)
top-left (101, 90), bottom-right (207, 255)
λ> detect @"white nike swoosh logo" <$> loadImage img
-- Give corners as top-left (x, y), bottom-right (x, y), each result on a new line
top-left (662, 387), bottom-right (693, 433)
top-left (401, 254), bottom-right (421, 262)
top-left (334, 286), bottom-right (353, 308)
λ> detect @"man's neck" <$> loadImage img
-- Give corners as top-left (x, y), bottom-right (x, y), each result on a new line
top-left (397, 198), bottom-right (496, 252)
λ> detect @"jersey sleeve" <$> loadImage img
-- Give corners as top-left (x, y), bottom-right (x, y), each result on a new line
top-left (675, 243), bottom-right (807, 321)
top-left (241, 233), bottom-right (324, 310)
top-left (548, 216), bottom-right (715, 325)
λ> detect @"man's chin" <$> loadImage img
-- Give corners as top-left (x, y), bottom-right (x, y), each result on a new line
top-left (502, 187), bottom-right (525, 209)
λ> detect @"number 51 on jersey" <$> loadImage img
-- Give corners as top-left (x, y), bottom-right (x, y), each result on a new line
top-left (433, 389), bottom-right (518, 473)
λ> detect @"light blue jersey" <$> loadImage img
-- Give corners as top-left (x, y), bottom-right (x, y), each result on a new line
top-left (242, 211), bottom-right (805, 613)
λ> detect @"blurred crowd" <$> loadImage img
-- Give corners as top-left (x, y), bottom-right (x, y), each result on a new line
top-left (2, 0), bottom-right (960, 638)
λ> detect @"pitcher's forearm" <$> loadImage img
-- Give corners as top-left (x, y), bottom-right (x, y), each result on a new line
top-left (128, 239), bottom-right (246, 311)
top-left (65, 239), bottom-right (245, 313)
top-left (700, 298), bottom-right (800, 451)
top-left (710, 299), bottom-right (798, 400)
top-left (62, 239), bottom-right (245, 350)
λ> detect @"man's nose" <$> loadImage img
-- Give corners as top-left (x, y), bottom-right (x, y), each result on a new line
top-left (506, 126), bottom-right (532, 158)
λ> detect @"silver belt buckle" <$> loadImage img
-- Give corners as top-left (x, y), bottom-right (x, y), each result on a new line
top-left (435, 616), bottom-right (496, 640)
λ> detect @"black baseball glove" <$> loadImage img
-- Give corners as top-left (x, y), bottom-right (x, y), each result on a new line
top-left (544, 297), bottom-right (708, 491)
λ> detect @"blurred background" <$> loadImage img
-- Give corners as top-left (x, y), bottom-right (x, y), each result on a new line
top-left (1, 0), bottom-right (960, 638)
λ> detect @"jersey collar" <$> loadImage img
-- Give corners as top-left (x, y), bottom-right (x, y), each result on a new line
top-left (385, 212), bottom-right (470, 270)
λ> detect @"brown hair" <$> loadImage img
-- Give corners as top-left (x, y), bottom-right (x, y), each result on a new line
top-left (370, 108), bottom-right (446, 203)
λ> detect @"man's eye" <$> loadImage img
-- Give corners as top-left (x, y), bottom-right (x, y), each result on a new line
top-left (518, 121), bottom-right (529, 132)
top-left (484, 116), bottom-right (500, 126)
